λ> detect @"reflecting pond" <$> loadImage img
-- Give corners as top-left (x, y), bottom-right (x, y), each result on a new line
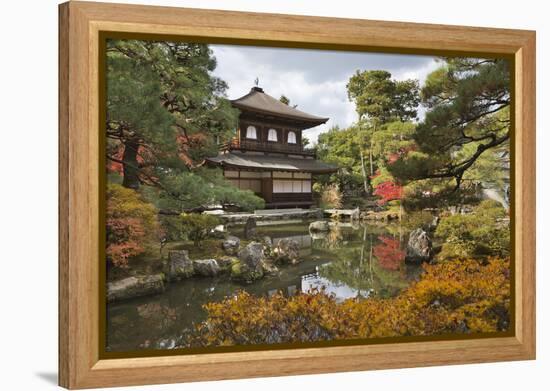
top-left (106, 221), bottom-right (423, 352)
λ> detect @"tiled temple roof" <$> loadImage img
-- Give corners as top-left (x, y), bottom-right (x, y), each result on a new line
top-left (231, 87), bottom-right (329, 128)
top-left (206, 152), bottom-right (337, 174)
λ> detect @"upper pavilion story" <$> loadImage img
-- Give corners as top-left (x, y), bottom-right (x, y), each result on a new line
top-left (222, 86), bottom-right (329, 157)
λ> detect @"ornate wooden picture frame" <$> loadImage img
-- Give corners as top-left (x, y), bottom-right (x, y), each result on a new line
top-left (59, 1), bottom-right (536, 388)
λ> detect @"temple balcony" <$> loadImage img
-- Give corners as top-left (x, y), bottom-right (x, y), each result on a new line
top-left (221, 138), bottom-right (316, 157)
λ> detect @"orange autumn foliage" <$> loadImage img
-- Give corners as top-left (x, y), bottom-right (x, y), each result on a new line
top-left (106, 184), bottom-right (160, 267)
top-left (186, 258), bottom-right (510, 347)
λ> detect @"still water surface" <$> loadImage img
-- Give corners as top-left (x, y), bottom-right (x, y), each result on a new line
top-left (106, 221), bottom-right (422, 352)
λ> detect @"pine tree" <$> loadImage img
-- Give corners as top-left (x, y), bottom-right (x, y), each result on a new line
top-left (106, 39), bottom-right (264, 211)
top-left (390, 58), bottom-right (510, 194)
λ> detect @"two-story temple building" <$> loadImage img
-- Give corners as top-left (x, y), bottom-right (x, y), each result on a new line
top-left (206, 87), bottom-right (338, 208)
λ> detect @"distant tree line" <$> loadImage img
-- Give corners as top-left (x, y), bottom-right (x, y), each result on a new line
top-left (316, 58), bottom-right (510, 210)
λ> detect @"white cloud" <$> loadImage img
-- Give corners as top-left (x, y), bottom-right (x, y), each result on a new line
top-left (394, 58), bottom-right (440, 82)
top-left (211, 45), bottom-right (441, 143)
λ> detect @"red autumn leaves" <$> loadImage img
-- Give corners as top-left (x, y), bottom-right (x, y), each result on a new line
top-left (373, 236), bottom-right (405, 271)
top-left (373, 180), bottom-right (404, 205)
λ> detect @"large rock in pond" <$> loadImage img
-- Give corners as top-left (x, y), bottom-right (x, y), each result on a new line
top-left (244, 217), bottom-right (257, 239)
top-left (405, 228), bottom-right (433, 263)
top-left (221, 235), bottom-right (240, 255)
top-left (272, 238), bottom-right (300, 264)
top-left (233, 242), bottom-right (266, 283)
top-left (309, 220), bottom-right (330, 232)
top-left (238, 242), bottom-right (265, 269)
top-left (166, 250), bottom-right (194, 281)
top-left (193, 259), bottom-right (220, 277)
top-left (107, 275), bottom-right (165, 302)
top-left (231, 260), bottom-right (264, 283)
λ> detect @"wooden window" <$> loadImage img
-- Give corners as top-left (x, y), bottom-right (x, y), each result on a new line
top-left (273, 179), bottom-right (312, 193)
top-left (287, 131), bottom-right (297, 144)
top-left (268, 128), bottom-right (278, 142)
top-left (245, 125), bottom-right (257, 139)
top-left (224, 170), bottom-right (239, 178)
top-left (273, 180), bottom-right (284, 193)
top-left (283, 181), bottom-right (293, 193)
top-left (273, 180), bottom-right (292, 193)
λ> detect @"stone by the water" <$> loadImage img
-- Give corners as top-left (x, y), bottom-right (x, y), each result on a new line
top-left (238, 242), bottom-right (265, 268)
top-left (107, 275), bottom-right (165, 302)
top-left (244, 217), bottom-right (257, 239)
top-left (405, 228), bottom-right (433, 263)
top-left (272, 238), bottom-right (300, 264)
top-left (221, 235), bottom-right (240, 255)
top-left (166, 250), bottom-right (194, 281)
top-left (232, 242), bottom-right (266, 283)
top-left (193, 259), bottom-right (220, 277)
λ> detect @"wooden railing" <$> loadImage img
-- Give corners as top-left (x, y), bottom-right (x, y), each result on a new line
top-left (220, 138), bottom-right (315, 157)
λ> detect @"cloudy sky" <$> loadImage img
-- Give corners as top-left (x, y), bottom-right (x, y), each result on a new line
top-left (210, 44), bottom-right (441, 143)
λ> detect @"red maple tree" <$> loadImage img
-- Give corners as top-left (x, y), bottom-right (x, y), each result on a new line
top-left (373, 180), bottom-right (403, 205)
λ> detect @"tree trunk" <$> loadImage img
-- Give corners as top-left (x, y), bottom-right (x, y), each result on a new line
top-left (360, 151), bottom-right (369, 193)
top-left (122, 139), bottom-right (140, 189)
top-left (369, 148), bottom-right (373, 176)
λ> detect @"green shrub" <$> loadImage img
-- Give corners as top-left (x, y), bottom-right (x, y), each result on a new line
top-left (158, 215), bottom-right (187, 242)
top-left (435, 200), bottom-right (509, 260)
top-left (179, 213), bottom-right (221, 247)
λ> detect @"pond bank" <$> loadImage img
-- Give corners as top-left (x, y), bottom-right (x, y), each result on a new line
top-left (108, 231), bottom-right (306, 303)
top-left (107, 216), bottom-right (438, 303)
top-left (107, 220), bottom-right (424, 351)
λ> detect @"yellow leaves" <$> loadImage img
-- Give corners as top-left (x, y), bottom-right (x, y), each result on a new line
top-left (185, 258), bottom-right (510, 348)
top-left (107, 184), bottom-right (158, 225)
